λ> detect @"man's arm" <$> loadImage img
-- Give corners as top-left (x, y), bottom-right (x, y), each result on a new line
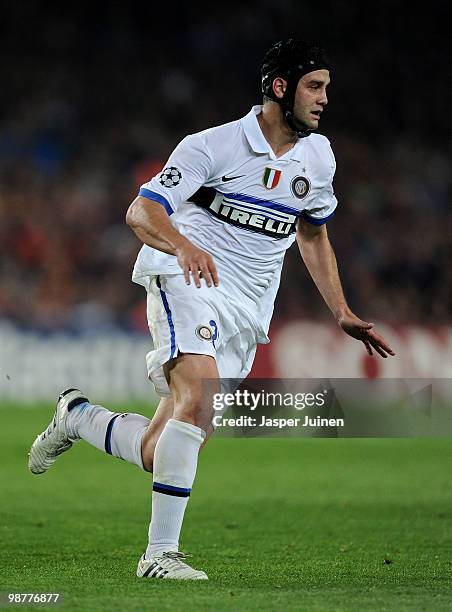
top-left (126, 196), bottom-right (218, 288)
top-left (296, 218), bottom-right (395, 358)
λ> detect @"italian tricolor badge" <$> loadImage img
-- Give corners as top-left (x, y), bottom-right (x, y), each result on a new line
top-left (262, 167), bottom-right (282, 189)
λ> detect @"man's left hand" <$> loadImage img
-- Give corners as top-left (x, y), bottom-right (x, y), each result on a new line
top-left (338, 313), bottom-right (396, 358)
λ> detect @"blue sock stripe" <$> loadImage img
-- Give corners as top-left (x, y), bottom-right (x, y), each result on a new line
top-left (156, 275), bottom-right (177, 359)
top-left (153, 481), bottom-right (191, 497)
top-left (153, 482), bottom-right (191, 493)
top-left (104, 414), bottom-right (121, 454)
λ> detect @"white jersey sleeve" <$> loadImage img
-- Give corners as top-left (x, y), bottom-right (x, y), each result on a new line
top-left (301, 139), bottom-right (338, 225)
top-left (138, 133), bottom-right (213, 215)
top-left (301, 182), bottom-right (337, 225)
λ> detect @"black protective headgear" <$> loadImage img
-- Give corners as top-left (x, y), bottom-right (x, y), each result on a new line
top-left (261, 39), bottom-right (331, 137)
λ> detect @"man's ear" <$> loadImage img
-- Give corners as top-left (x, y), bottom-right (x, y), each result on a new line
top-left (272, 77), bottom-right (287, 100)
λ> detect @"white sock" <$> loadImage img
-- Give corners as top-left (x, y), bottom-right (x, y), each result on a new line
top-left (146, 419), bottom-right (205, 557)
top-left (67, 402), bottom-right (150, 470)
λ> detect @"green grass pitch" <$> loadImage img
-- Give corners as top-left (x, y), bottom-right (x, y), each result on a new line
top-left (1, 404), bottom-right (452, 611)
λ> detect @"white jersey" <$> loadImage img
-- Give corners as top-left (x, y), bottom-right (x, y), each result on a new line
top-left (132, 105), bottom-right (337, 341)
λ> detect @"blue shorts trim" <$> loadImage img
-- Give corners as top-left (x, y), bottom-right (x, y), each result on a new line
top-left (156, 275), bottom-right (177, 359)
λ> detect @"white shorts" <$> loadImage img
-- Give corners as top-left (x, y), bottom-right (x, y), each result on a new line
top-left (144, 274), bottom-right (258, 397)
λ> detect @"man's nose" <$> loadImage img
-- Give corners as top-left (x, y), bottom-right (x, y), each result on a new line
top-left (319, 90), bottom-right (328, 105)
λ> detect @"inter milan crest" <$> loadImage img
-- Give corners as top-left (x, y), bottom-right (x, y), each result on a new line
top-left (291, 176), bottom-right (310, 199)
top-left (262, 167), bottom-right (282, 189)
top-left (159, 166), bottom-right (182, 188)
top-left (195, 325), bottom-right (213, 341)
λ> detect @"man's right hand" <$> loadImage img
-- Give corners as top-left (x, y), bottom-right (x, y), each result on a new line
top-left (175, 238), bottom-right (219, 288)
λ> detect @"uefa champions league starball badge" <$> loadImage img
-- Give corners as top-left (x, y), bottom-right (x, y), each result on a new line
top-left (159, 166), bottom-right (182, 188)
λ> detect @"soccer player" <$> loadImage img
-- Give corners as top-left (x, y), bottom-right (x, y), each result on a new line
top-left (28, 39), bottom-right (395, 580)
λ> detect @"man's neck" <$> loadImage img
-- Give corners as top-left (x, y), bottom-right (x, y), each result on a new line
top-left (257, 103), bottom-right (298, 158)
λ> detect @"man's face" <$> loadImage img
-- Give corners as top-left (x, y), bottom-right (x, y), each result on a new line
top-left (292, 69), bottom-right (330, 131)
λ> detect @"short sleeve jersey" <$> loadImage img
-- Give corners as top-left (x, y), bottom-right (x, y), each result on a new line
top-left (132, 105), bottom-right (337, 337)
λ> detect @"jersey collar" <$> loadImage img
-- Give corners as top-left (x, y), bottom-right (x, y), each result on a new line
top-left (241, 105), bottom-right (304, 162)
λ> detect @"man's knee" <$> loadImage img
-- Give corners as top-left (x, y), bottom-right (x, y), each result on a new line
top-left (141, 409), bottom-right (214, 472)
top-left (173, 390), bottom-right (208, 426)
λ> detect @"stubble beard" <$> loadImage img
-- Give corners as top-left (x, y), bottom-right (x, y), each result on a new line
top-left (292, 110), bottom-right (316, 133)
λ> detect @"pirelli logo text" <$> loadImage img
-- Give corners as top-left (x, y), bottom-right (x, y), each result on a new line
top-left (188, 188), bottom-right (298, 239)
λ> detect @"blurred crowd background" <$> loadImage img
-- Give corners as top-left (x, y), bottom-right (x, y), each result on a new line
top-left (1, 2), bottom-right (450, 334)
